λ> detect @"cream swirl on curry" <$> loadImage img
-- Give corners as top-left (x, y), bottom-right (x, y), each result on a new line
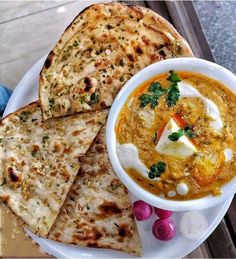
top-left (115, 71), bottom-right (236, 200)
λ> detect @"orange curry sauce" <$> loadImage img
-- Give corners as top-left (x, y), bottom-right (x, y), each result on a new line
top-left (116, 71), bottom-right (236, 200)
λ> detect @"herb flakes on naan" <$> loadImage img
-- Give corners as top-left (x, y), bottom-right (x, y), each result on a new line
top-left (39, 2), bottom-right (193, 120)
top-left (49, 127), bottom-right (142, 256)
top-left (0, 102), bottom-right (108, 236)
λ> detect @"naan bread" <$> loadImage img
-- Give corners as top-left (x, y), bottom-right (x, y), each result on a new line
top-left (39, 2), bottom-right (193, 120)
top-left (0, 102), bottom-right (107, 236)
top-left (49, 127), bottom-right (142, 256)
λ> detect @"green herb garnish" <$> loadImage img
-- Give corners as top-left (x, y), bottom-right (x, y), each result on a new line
top-left (89, 91), bottom-right (99, 105)
top-left (168, 127), bottom-right (195, 141)
top-left (49, 98), bottom-right (55, 109)
top-left (42, 135), bottom-right (49, 144)
top-left (167, 70), bottom-right (181, 82)
top-left (31, 150), bottom-right (38, 157)
top-left (149, 82), bottom-right (166, 95)
top-left (19, 111), bottom-right (30, 122)
top-left (119, 76), bottom-right (125, 82)
top-left (168, 128), bottom-right (184, 141)
top-left (148, 161), bottom-right (166, 179)
top-left (73, 40), bottom-right (78, 47)
top-left (0, 178), bottom-right (6, 187)
top-left (139, 94), bottom-right (157, 108)
top-left (139, 71), bottom-right (181, 108)
top-left (139, 82), bottom-right (166, 109)
top-left (184, 126), bottom-right (195, 138)
top-left (167, 82), bottom-right (180, 106)
top-left (167, 70), bottom-right (181, 106)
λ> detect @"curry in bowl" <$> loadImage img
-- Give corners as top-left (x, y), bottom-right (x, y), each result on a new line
top-left (115, 70), bottom-right (236, 200)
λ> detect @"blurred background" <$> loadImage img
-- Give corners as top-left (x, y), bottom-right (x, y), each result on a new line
top-left (194, 1), bottom-right (236, 74)
top-left (0, 1), bottom-right (235, 90)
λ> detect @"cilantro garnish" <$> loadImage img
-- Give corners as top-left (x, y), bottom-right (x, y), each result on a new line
top-left (167, 70), bottom-right (181, 107)
top-left (184, 126), bottom-right (196, 138)
top-left (139, 71), bottom-right (181, 109)
top-left (168, 128), bottom-right (184, 141)
top-left (148, 161), bottom-right (166, 179)
top-left (167, 82), bottom-right (180, 107)
top-left (139, 82), bottom-right (166, 109)
top-left (168, 126), bottom-right (195, 141)
top-left (167, 70), bottom-right (181, 82)
top-left (149, 82), bottom-right (166, 95)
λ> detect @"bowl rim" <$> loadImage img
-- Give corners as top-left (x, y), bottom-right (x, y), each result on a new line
top-left (106, 57), bottom-right (236, 211)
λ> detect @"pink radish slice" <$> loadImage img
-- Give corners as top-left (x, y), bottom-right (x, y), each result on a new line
top-left (152, 218), bottom-right (176, 241)
top-left (133, 200), bottom-right (152, 221)
top-left (154, 208), bottom-right (173, 219)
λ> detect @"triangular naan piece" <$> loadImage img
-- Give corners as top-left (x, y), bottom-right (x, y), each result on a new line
top-left (39, 2), bottom-right (193, 120)
top-left (49, 127), bottom-right (142, 256)
top-left (0, 102), bottom-right (107, 236)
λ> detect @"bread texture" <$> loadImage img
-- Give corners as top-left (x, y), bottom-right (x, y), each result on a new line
top-left (39, 2), bottom-right (193, 120)
top-left (49, 127), bottom-right (142, 256)
top-left (0, 102), bottom-right (107, 236)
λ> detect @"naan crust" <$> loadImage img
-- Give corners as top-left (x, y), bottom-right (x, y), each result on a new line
top-left (0, 102), bottom-right (107, 236)
top-left (49, 127), bottom-right (142, 256)
top-left (39, 2), bottom-right (193, 120)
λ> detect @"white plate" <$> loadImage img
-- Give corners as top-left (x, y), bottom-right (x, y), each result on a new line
top-left (4, 57), bottom-right (233, 258)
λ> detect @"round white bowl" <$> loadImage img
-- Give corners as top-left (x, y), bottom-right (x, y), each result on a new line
top-left (106, 57), bottom-right (236, 211)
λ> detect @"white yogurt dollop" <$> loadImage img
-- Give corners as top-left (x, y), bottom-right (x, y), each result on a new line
top-left (177, 183), bottom-right (189, 196)
top-left (116, 143), bottom-right (147, 175)
top-left (116, 143), bottom-right (166, 181)
top-left (167, 190), bottom-right (176, 197)
top-left (178, 82), bottom-right (223, 130)
top-left (224, 148), bottom-right (233, 162)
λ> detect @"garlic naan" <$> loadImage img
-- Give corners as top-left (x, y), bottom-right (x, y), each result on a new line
top-left (49, 127), bottom-right (142, 256)
top-left (39, 2), bottom-right (193, 120)
top-left (0, 102), bottom-right (107, 236)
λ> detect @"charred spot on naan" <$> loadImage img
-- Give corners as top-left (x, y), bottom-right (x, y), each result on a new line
top-left (1, 194), bottom-right (10, 204)
top-left (72, 129), bottom-right (84, 136)
top-left (6, 167), bottom-right (23, 187)
top-left (44, 51), bottom-right (55, 70)
top-left (52, 232), bottom-right (61, 239)
top-left (72, 226), bottom-right (103, 242)
top-left (117, 224), bottom-right (133, 242)
top-left (97, 201), bottom-right (122, 218)
top-left (83, 77), bottom-right (95, 92)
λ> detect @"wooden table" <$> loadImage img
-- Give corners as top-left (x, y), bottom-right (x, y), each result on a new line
top-left (0, 1), bottom-right (235, 258)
